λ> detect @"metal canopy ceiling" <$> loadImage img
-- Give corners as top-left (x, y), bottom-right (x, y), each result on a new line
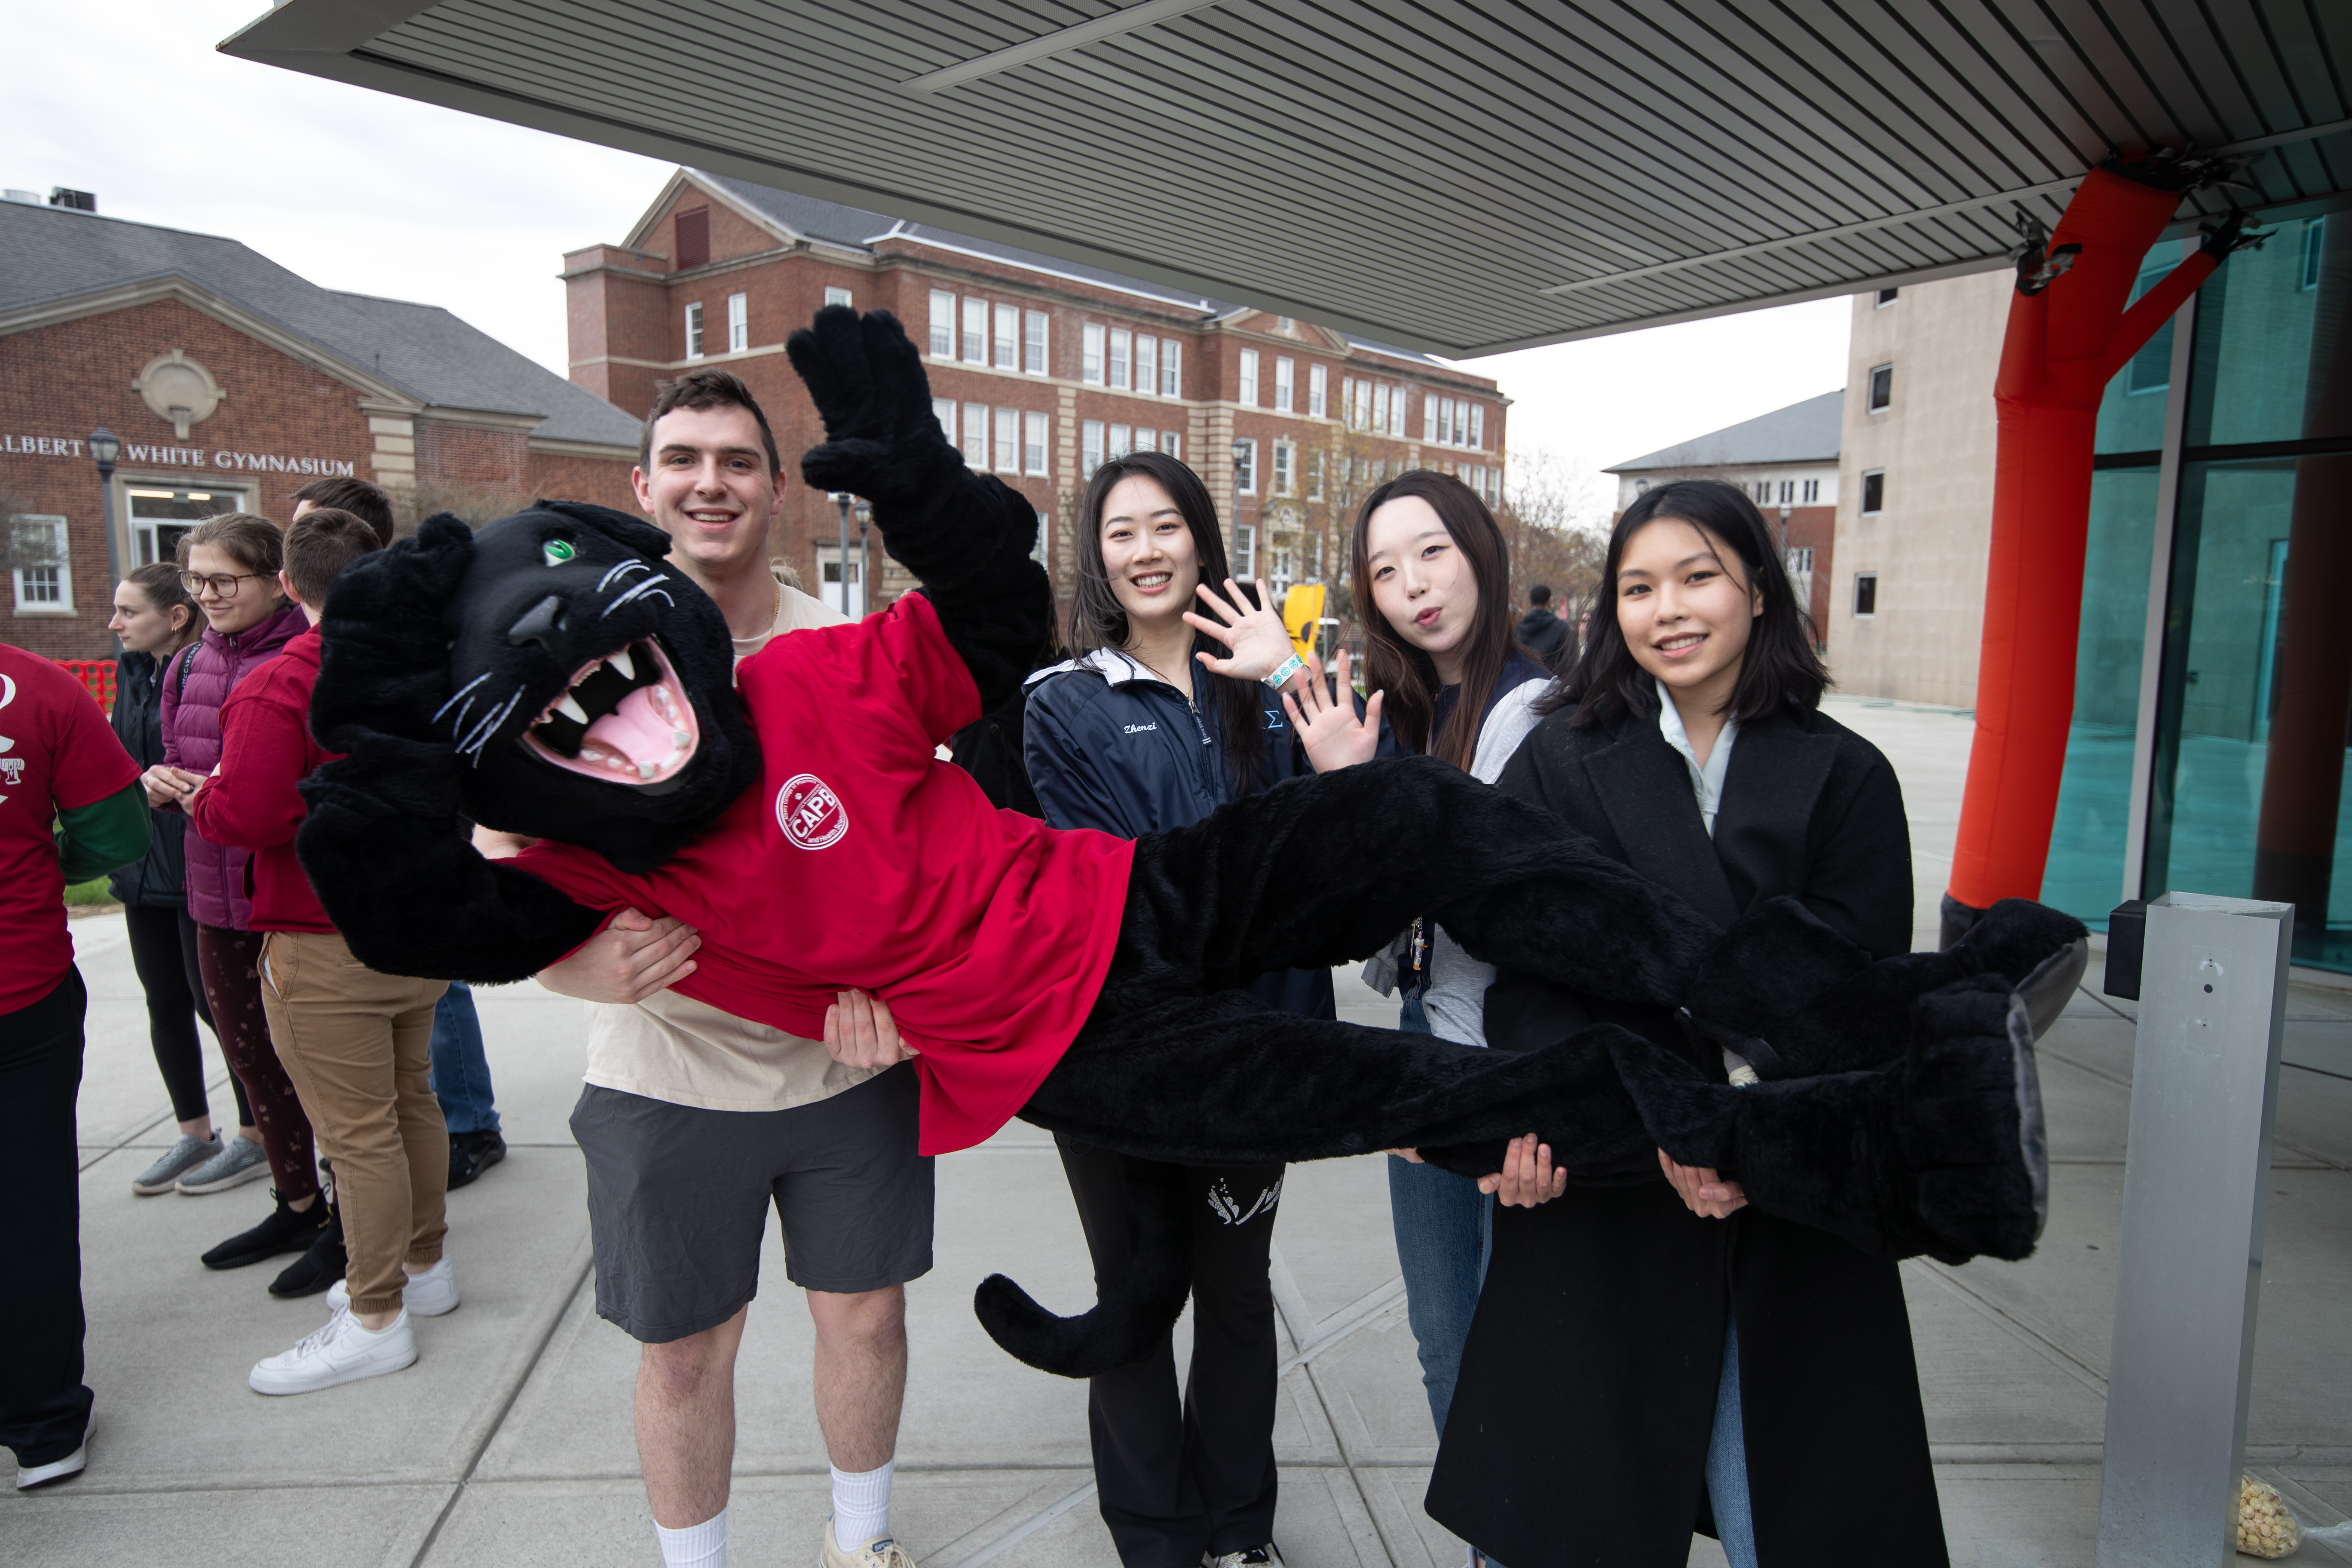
top-left (222, 1), bottom-right (2352, 357)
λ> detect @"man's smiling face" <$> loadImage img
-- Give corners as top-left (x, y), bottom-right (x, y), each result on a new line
top-left (631, 403), bottom-right (784, 579)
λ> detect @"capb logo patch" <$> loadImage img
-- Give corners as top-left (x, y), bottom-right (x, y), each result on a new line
top-left (775, 772), bottom-right (849, 850)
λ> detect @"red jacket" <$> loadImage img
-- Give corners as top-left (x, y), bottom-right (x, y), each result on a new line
top-left (188, 625), bottom-right (339, 934)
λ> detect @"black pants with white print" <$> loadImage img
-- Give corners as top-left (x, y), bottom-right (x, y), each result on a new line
top-left (1058, 1136), bottom-right (1285, 1568)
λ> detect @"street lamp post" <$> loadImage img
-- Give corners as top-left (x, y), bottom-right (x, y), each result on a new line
top-left (832, 490), bottom-right (852, 616)
top-left (1231, 439), bottom-right (1247, 579)
top-left (854, 498), bottom-right (872, 617)
top-left (89, 426), bottom-right (122, 652)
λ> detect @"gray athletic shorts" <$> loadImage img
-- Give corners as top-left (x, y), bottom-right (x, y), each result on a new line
top-left (570, 1064), bottom-right (935, 1343)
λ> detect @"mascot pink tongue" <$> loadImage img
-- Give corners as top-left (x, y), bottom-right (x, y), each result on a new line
top-left (582, 685), bottom-right (693, 781)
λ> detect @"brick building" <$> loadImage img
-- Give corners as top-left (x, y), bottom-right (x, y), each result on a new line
top-left (1, 195), bottom-right (639, 660)
top-left (1602, 390), bottom-right (1843, 646)
top-left (567, 169), bottom-right (1507, 621)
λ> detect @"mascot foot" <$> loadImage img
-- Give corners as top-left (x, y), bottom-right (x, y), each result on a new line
top-left (974, 1155), bottom-right (1194, 1378)
top-left (1614, 974), bottom-right (2049, 1265)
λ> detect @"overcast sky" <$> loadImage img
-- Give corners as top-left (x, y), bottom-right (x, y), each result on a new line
top-left (9, 2), bottom-right (1850, 526)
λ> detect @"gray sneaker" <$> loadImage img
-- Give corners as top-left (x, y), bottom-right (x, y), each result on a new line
top-left (176, 1135), bottom-right (270, 1195)
top-left (131, 1133), bottom-right (220, 1196)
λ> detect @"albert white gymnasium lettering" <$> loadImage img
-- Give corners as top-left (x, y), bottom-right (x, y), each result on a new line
top-left (0, 435), bottom-right (353, 476)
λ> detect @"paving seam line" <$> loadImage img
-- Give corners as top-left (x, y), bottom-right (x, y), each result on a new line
top-left (1908, 1259), bottom-right (2110, 1396)
top-left (1268, 1246), bottom-right (1403, 1565)
top-left (937, 1267), bottom-right (1412, 1568)
top-left (77, 1068), bottom-right (239, 1173)
top-left (404, 1227), bottom-right (598, 1568)
top-left (2037, 1044), bottom-right (2346, 1171)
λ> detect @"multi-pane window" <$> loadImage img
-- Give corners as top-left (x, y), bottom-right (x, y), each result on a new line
top-left (1876, 288), bottom-right (1899, 307)
top-left (961, 402), bottom-right (988, 468)
top-left (931, 398), bottom-right (956, 443)
top-left (1082, 420), bottom-right (1106, 473)
top-left (2303, 219), bottom-right (2327, 291)
top-left (993, 304), bottom-right (1018, 370)
top-left (1083, 324), bottom-right (1105, 385)
top-left (1469, 404), bottom-right (1483, 448)
top-left (1853, 573), bottom-right (1878, 617)
top-left (1272, 545), bottom-right (1295, 590)
top-left (1109, 329), bottom-right (1133, 391)
top-left (9, 514), bottom-right (70, 610)
top-left (1272, 441), bottom-right (1294, 495)
top-left (1356, 379), bottom-right (1374, 429)
top-left (727, 293), bottom-right (748, 352)
top-left (684, 301), bottom-right (705, 360)
top-left (1425, 395), bottom-right (1440, 442)
top-left (1024, 310), bottom-right (1049, 374)
top-left (1307, 449), bottom-right (1325, 499)
top-left (1160, 339), bottom-right (1182, 397)
top-left (1233, 438), bottom-right (1257, 494)
top-left (1309, 364), bottom-right (1328, 419)
top-left (1109, 424), bottom-right (1132, 459)
top-left (962, 298), bottom-right (987, 363)
top-left (1135, 336), bottom-right (1157, 398)
top-left (1452, 400), bottom-right (1469, 446)
top-left (1160, 431), bottom-right (1181, 460)
top-left (1023, 412), bottom-right (1049, 476)
top-left (1803, 478), bottom-right (1820, 503)
top-left (929, 291), bottom-right (955, 358)
top-left (1234, 522), bottom-right (1256, 579)
top-left (1240, 349), bottom-right (1260, 406)
top-left (1779, 480), bottom-right (1795, 504)
top-left (1868, 364), bottom-right (1893, 413)
top-left (1861, 469), bottom-right (1886, 514)
top-left (1371, 383), bottom-right (1389, 432)
top-left (993, 407), bottom-right (1020, 473)
top-left (824, 286), bottom-right (852, 308)
top-left (1786, 546), bottom-right (1815, 573)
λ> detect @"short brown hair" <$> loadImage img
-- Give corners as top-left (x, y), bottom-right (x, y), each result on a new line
top-left (180, 513), bottom-right (285, 578)
top-left (282, 508), bottom-right (381, 606)
top-left (291, 476), bottom-right (396, 547)
top-left (640, 368), bottom-right (781, 477)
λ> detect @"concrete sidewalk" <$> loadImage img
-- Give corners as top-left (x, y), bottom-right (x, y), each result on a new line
top-left (8, 695), bottom-right (2349, 1567)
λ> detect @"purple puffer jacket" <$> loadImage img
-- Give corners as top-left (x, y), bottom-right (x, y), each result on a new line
top-left (160, 603), bottom-right (309, 930)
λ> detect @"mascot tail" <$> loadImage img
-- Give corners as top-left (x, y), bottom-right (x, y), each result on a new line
top-left (1615, 973), bottom-right (2049, 1265)
top-left (974, 1155), bottom-right (1195, 1378)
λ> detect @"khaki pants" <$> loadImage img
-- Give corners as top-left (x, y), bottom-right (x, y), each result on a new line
top-left (260, 930), bottom-right (449, 1316)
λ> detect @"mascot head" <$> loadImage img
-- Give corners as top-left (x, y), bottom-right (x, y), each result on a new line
top-left (318, 500), bottom-right (760, 872)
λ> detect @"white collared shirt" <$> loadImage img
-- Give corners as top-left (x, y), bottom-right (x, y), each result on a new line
top-left (1655, 677), bottom-right (1737, 839)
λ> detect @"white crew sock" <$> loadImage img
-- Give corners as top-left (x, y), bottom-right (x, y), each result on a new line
top-left (830, 1459), bottom-right (895, 1549)
top-left (655, 1507), bottom-right (726, 1568)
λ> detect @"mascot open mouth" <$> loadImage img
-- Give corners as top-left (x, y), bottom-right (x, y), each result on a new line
top-left (519, 636), bottom-right (700, 787)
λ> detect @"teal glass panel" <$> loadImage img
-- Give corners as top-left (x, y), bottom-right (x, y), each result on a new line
top-left (2185, 216), bottom-right (2344, 447)
top-left (2043, 466), bottom-right (2160, 926)
top-left (2094, 246), bottom-right (2184, 456)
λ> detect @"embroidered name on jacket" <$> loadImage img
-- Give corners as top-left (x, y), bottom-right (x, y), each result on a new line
top-left (1123, 722), bottom-right (1158, 734)
top-left (775, 772), bottom-right (848, 850)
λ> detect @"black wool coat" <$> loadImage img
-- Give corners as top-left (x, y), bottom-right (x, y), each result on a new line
top-left (107, 646), bottom-right (196, 909)
top-left (1424, 699), bottom-right (1951, 1568)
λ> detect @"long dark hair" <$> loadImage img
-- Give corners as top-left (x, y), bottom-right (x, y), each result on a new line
top-left (1349, 470), bottom-right (1525, 769)
top-left (1068, 450), bottom-right (1265, 797)
top-left (1548, 479), bottom-right (1826, 729)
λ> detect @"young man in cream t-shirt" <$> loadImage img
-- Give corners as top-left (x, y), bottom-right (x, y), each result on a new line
top-left (484, 370), bottom-right (925, 1568)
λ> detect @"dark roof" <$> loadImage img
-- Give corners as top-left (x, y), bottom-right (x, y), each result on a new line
top-left (0, 200), bottom-right (639, 448)
top-left (1606, 391), bottom-right (1844, 473)
top-left (698, 171), bottom-right (1451, 369)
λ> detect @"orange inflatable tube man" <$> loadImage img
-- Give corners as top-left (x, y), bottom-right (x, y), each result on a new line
top-left (1943, 156), bottom-right (2252, 939)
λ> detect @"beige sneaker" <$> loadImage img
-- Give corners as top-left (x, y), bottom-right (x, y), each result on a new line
top-left (821, 1519), bottom-right (919, 1568)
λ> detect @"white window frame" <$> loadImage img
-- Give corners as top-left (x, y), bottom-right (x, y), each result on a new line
top-left (1024, 310), bottom-right (1049, 374)
top-left (1083, 324), bottom-right (1106, 385)
top-left (1109, 328), bottom-right (1133, 391)
top-left (993, 407), bottom-right (1020, 473)
top-left (1135, 335), bottom-right (1157, 398)
top-left (1160, 338), bottom-right (1182, 397)
top-left (1233, 521), bottom-right (1256, 579)
top-left (824, 285), bottom-right (853, 309)
top-left (1860, 469), bottom-right (1886, 515)
top-left (1082, 420), bottom-right (1106, 473)
top-left (1868, 363), bottom-right (1893, 413)
top-left (1309, 363), bottom-right (1328, 419)
top-left (1272, 440), bottom-right (1294, 496)
top-left (962, 298), bottom-right (987, 364)
top-left (1470, 404), bottom-right (1484, 448)
top-left (961, 402), bottom-right (989, 468)
top-left (816, 542), bottom-right (865, 618)
top-left (9, 514), bottom-right (73, 613)
top-left (932, 398), bottom-right (956, 444)
top-left (1023, 411), bottom-right (1049, 476)
top-left (1424, 394), bottom-right (1439, 442)
top-left (1233, 438), bottom-right (1257, 495)
top-left (928, 290), bottom-right (955, 359)
top-left (1803, 478), bottom-right (1820, 503)
top-left (1239, 349), bottom-right (1261, 407)
top-left (1307, 448), bottom-right (1325, 500)
top-left (1372, 383), bottom-right (1390, 433)
top-left (993, 303), bottom-right (1019, 370)
top-left (1160, 430), bottom-right (1181, 460)
top-left (1853, 572), bottom-right (1878, 619)
top-left (1876, 288), bottom-right (1899, 307)
top-left (684, 301), bottom-right (705, 360)
top-left (1109, 423), bottom-right (1132, 459)
top-left (727, 292), bottom-right (749, 353)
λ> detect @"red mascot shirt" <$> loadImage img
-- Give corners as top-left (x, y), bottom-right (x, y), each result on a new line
top-left (516, 593), bottom-right (1135, 1154)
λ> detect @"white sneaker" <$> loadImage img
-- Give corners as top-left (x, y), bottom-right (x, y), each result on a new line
top-left (326, 1256), bottom-right (458, 1318)
top-left (248, 1305), bottom-right (417, 1395)
top-left (822, 1519), bottom-right (919, 1568)
top-left (15, 1442), bottom-right (86, 1490)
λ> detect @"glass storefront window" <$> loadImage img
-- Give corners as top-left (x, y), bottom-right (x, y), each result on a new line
top-left (2185, 217), bottom-right (2347, 449)
top-left (127, 485), bottom-right (242, 566)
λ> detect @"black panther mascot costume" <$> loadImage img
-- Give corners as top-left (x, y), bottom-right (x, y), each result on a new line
top-left (295, 307), bottom-right (2083, 1378)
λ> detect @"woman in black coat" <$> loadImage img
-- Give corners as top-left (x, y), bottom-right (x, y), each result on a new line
top-left (1425, 481), bottom-right (1947, 1568)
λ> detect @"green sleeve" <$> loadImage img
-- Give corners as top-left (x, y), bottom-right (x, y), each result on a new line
top-left (57, 783), bottom-right (153, 885)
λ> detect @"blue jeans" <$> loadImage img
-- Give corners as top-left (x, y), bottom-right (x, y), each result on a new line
top-left (1705, 1319), bottom-right (1758, 1568)
top-left (426, 981), bottom-right (499, 1136)
top-left (1387, 1155), bottom-right (1493, 1439)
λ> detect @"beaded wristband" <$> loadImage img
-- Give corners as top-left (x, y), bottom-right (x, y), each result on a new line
top-left (1263, 652), bottom-right (1307, 690)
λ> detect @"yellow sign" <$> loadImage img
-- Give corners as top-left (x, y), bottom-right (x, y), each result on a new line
top-left (1281, 583), bottom-right (1326, 658)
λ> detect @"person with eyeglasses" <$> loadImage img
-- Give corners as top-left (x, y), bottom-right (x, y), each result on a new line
top-left (152, 514), bottom-right (334, 1292)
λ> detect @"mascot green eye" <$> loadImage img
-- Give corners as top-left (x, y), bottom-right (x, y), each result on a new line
top-left (542, 538), bottom-right (576, 567)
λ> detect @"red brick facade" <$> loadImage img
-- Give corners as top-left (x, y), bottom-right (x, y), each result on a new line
top-left (3, 294), bottom-right (636, 660)
top-left (567, 175), bottom-right (1508, 625)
